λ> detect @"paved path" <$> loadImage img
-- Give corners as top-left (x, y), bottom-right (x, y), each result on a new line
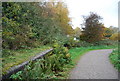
top-left (69, 49), bottom-right (118, 79)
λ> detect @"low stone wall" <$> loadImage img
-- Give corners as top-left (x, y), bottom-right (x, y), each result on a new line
top-left (2, 48), bottom-right (53, 79)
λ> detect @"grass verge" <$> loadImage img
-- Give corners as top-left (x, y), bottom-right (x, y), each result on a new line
top-left (63, 45), bottom-right (117, 79)
top-left (69, 45), bottom-right (117, 64)
top-left (109, 48), bottom-right (120, 71)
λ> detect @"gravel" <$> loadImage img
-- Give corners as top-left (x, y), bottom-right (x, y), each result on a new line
top-left (69, 49), bottom-right (118, 79)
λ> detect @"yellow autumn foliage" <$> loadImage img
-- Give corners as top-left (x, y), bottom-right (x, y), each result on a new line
top-left (110, 33), bottom-right (120, 41)
top-left (66, 53), bottom-right (70, 58)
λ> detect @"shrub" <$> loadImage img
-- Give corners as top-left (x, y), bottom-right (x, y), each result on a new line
top-left (79, 37), bottom-right (118, 46)
top-left (109, 48), bottom-right (120, 71)
top-left (10, 43), bottom-right (71, 79)
top-left (110, 33), bottom-right (120, 41)
top-left (63, 37), bottom-right (80, 49)
top-left (52, 42), bottom-right (71, 64)
top-left (73, 41), bottom-right (94, 47)
top-left (94, 39), bottom-right (118, 46)
top-left (10, 59), bottom-right (54, 79)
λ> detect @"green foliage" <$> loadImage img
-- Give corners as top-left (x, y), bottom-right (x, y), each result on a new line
top-left (10, 71), bottom-right (23, 80)
top-left (2, 46), bottom-right (51, 74)
top-left (9, 42), bottom-right (118, 79)
top-left (10, 58), bottom-right (55, 79)
top-left (109, 48), bottom-right (120, 71)
top-left (2, 49), bottom-right (13, 57)
top-left (52, 42), bottom-right (71, 64)
top-left (21, 59), bottom-right (54, 79)
top-left (63, 37), bottom-right (79, 49)
top-left (75, 39), bottom-right (117, 47)
top-left (95, 39), bottom-right (118, 46)
top-left (76, 41), bottom-right (94, 47)
top-left (10, 43), bottom-right (71, 79)
top-left (2, 2), bottom-right (73, 51)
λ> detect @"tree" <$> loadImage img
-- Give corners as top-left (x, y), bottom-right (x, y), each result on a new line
top-left (109, 26), bottom-right (119, 34)
top-left (110, 32), bottom-right (120, 41)
top-left (52, 2), bottom-right (74, 35)
top-left (103, 26), bottom-right (119, 39)
top-left (103, 27), bottom-right (113, 38)
top-left (81, 12), bottom-right (105, 43)
top-left (74, 27), bottom-right (81, 38)
top-left (2, 1), bottom-right (73, 50)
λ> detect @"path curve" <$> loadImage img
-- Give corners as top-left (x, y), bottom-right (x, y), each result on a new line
top-left (69, 49), bottom-right (118, 79)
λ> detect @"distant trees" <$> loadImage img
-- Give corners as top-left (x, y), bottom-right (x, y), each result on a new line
top-left (53, 2), bottom-right (74, 35)
top-left (103, 27), bottom-right (113, 38)
top-left (2, 1), bottom-right (74, 50)
top-left (79, 12), bottom-right (119, 42)
top-left (109, 26), bottom-right (119, 33)
top-left (103, 26), bottom-right (119, 39)
top-left (80, 12), bottom-right (105, 43)
top-left (109, 26), bottom-right (119, 41)
top-left (110, 33), bottom-right (119, 41)
top-left (74, 27), bottom-right (81, 38)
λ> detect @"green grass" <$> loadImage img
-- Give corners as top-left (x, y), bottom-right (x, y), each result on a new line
top-left (62, 45), bottom-right (118, 78)
top-left (2, 44), bottom-right (118, 78)
top-left (69, 45), bottom-right (117, 64)
top-left (109, 48), bottom-right (120, 71)
top-left (2, 45), bottom-right (51, 74)
top-left (52, 45), bottom-right (117, 79)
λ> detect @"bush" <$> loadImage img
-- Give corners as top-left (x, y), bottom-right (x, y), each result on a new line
top-left (63, 37), bottom-right (81, 49)
top-left (52, 42), bottom-right (71, 64)
top-left (10, 43), bottom-right (71, 79)
top-left (2, 2), bottom-right (72, 50)
top-left (94, 39), bottom-right (118, 46)
top-left (71, 41), bottom-right (94, 47)
top-left (79, 37), bottom-right (118, 46)
top-left (110, 33), bottom-right (120, 41)
top-left (109, 48), bottom-right (120, 71)
top-left (10, 59), bottom-right (54, 79)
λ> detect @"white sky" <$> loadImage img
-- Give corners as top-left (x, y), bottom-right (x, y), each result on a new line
top-left (64, 0), bottom-right (119, 29)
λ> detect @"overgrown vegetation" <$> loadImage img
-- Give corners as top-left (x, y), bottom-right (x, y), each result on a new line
top-left (109, 48), bottom-right (120, 71)
top-left (2, 2), bottom-right (74, 51)
top-left (2, 46), bottom-right (51, 74)
top-left (9, 41), bottom-right (118, 80)
top-left (2, 1), bottom-right (119, 80)
top-left (10, 43), bottom-right (72, 79)
top-left (2, 1), bottom-right (74, 75)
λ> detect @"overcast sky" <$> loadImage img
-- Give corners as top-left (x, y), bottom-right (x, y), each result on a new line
top-left (63, 0), bottom-right (119, 29)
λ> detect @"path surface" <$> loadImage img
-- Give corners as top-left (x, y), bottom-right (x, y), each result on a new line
top-left (69, 49), bottom-right (118, 79)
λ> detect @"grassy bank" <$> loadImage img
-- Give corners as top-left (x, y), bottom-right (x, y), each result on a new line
top-left (2, 46), bottom-right (51, 74)
top-left (109, 48), bottom-right (120, 71)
